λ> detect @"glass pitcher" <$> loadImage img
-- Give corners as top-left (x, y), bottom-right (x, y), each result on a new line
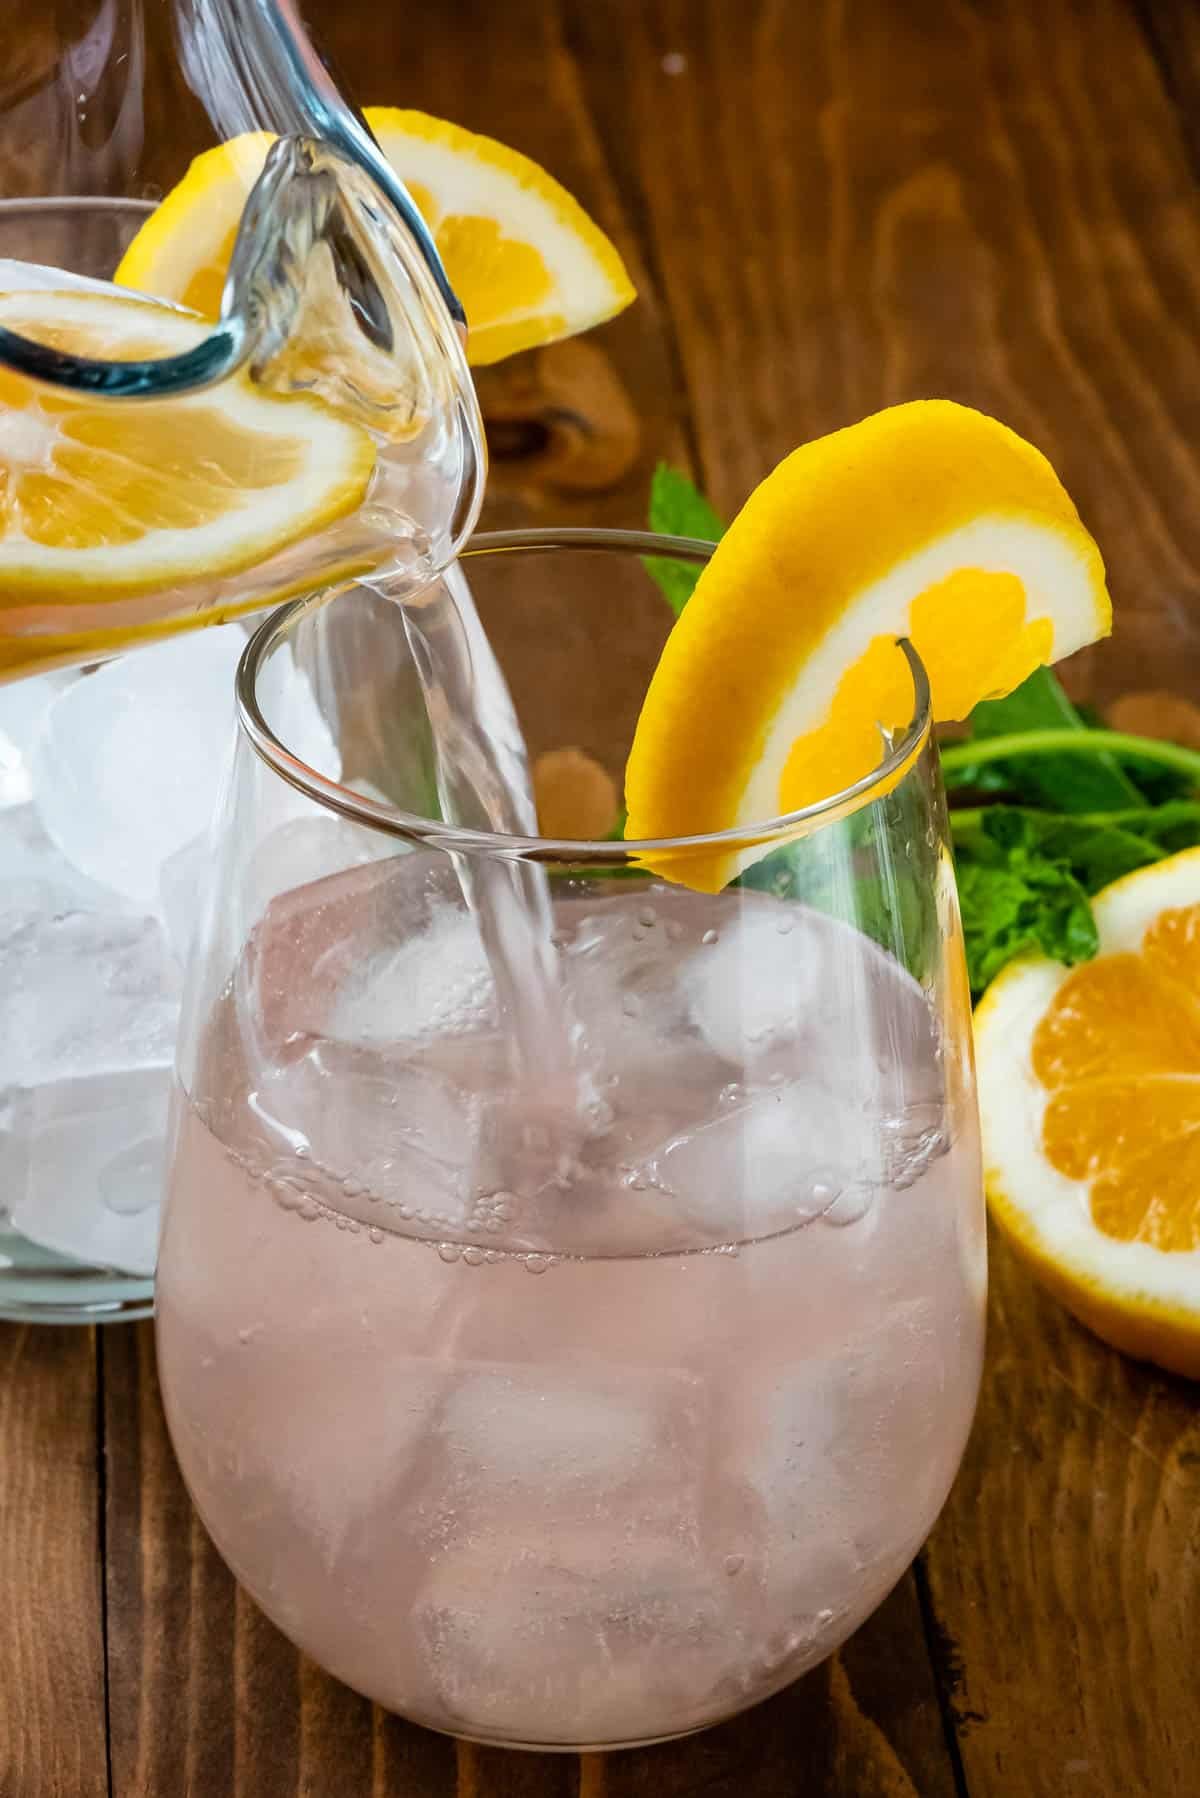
top-left (0, 0), bottom-right (485, 678)
top-left (0, 0), bottom-right (484, 1319)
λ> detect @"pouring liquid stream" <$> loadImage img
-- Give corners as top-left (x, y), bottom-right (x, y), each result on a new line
top-left (389, 559), bottom-right (588, 1109)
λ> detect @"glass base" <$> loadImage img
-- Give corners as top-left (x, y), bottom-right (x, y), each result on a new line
top-left (356, 1688), bottom-right (785, 1755)
top-left (0, 1225), bottom-right (153, 1323)
top-left (448, 1721), bottom-right (713, 1754)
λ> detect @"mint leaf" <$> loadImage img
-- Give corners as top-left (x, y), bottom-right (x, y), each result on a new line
top-left (1029, 815), bottom-right (1166, 889)
top-left (1127, 798), bottom-right (1200, 851)
top-left (645, 464), bottom-right (725, 615)
top-left (649, 463), bottom-right (726, 542)
top-left (956, 668), bottom-right (1145, 811)
top-left (957, 853), bottom-right (1098, 995)
top-left (958, 805), bottom-right (1162, 892)
top-left (952, 800), bottom-right (1200, 894)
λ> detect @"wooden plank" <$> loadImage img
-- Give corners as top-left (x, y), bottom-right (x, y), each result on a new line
top-left (102, 1322), bottom-right (460, 1798)
top-left (566, 0), bottom-right (1200, 702)
top-left (1138, 0), bottom-right (1200, 176)
top-left (315, 0), bottom-right (696, 533)
top-left (0, 1324), bottom-right (107, 1798)
top-left (925, 1232), bottom-right (1200, 1798)
top-left (456, 1740), bottom-right (579, 1797)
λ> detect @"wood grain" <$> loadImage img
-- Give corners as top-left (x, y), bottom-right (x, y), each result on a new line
top-left (102, 1322), bottom-right (462, 1798)
top-left (926, 1232), bottom-right (1200, 1798)
top-left (317, 0), bottom-right (696, 535)
top-left (0, 1325), bottom-right (106, 1798)
top-left (1139, 0), bottom-right (1200, 179)
top-left (8, 1), bottom-right (1200, 1792)
top-left (566, 0), bottom-right (1200, 705)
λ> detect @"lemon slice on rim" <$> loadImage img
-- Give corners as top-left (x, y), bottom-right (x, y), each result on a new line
top-left (624, 401), bottom-right (1111, 891)
top-left (0, 288), bottom-right (374, 604)
top-left (975, 848), bottom-right (1200, 1378)
top-left (115, 109), bottom-right (635, 366)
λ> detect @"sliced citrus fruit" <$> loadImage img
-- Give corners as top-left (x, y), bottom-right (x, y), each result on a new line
top-left (974, 847), bottom-right (1200, 1378)
top-left (624, 401), bottom-right (1111, 891)
top-left (0, 287), bottom-right (374, 601)
top-left (115, 109), bottom-right (635, 367)
top-left (113, 132), bottom-right (275, 321)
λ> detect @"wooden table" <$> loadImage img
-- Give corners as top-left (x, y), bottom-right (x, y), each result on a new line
top-left (5, 1), bottom-right (1200, 1791)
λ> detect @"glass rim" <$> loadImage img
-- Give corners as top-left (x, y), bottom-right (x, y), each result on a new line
top-left (235, 526), bottom-right (933, 866)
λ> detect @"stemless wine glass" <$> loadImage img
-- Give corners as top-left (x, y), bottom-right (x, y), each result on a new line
top-left (156, 530), bottom-right (986, 1751)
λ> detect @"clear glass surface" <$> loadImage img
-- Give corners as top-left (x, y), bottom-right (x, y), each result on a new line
top-left (155, 532), bottom-right (987, 1749)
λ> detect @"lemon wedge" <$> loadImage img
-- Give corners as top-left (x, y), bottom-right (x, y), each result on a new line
top-left (115, 109), bottom-right (635, 366)
top-left (0, 288), bottom-right (374, 605)
top-left (625, 401), bottom-right (1111, 890)
top-left (975, 847), bottom-right (1200, 1378)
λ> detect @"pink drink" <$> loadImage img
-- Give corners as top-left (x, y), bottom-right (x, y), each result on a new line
top-left (156, 856), bottom-right (984, 1749)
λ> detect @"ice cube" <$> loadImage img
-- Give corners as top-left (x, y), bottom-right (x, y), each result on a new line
top-left (250, 1040), bottom-right (482, 1221)
top-left (0, 804), bottom-right (127, 920)
top-left (0, 671), bottom-right (70, 809)
top-left (331, 907), bottom-right (496, 1045)
top-left (638, 1084), bottom-right (870, 1241)
top-left (0, 909), bottom-right (180, 1088)
top-left (156, 832), bottom-right (211, 966)
top-left (743, 1360), bottom-right (862, 1606)
top-left (0, 1067), bottom-right (170, 1274)
top-left (566, 896), bottom-right (721, 1096)
top-left (31, 626), bottom-right (246, 902)
top-left (160, 815), bottom-right (387, 971)
top-left (688, 901), bottom-right (943, 1119)
top-left (415, 1359), bottom-right (733, 1738)
top-left (568, 898), bottom-right (694, 1038)
top-left (245, 817), bottom-right (391, 935)
top-left (240, 855), bottom-right (498, 1094)
top-left (438, 1367), bottom-right (662, 1491)
top-left (416, 1531), bottom-right (750, 1745)
top-left (686, 902), bottom-right (825, 1067)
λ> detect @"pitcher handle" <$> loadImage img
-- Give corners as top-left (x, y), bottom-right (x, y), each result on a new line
top-left (0, 0), bottom-right (465, 398)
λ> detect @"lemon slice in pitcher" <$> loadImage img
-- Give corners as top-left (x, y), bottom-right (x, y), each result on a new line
top-left (0, 289), bottom-right (374, 603)
top-left (115, 109), bottom-right (635, 366)
top-left (625, 401), bottom-right (1111, 890)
